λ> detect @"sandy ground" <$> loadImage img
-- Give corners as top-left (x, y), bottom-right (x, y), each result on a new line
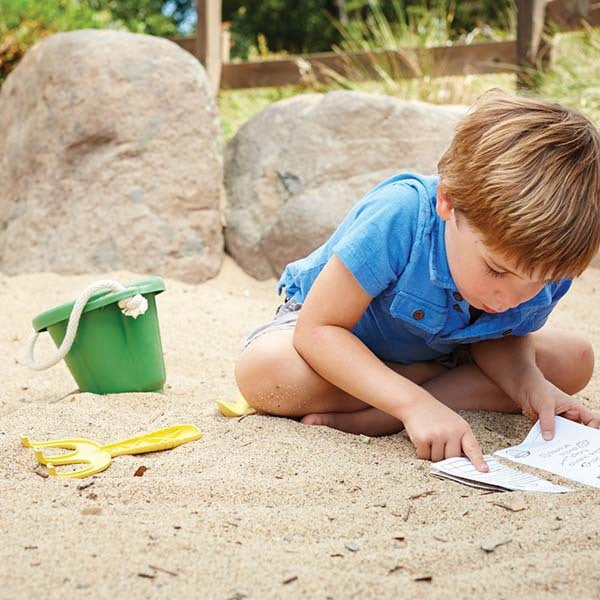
top-left (1, 255), bottom-right (599, 599)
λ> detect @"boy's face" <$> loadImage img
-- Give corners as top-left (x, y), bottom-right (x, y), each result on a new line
top-left (436, 188), bottom-right (549, 313)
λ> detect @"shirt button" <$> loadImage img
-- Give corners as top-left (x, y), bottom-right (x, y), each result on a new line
top-left (412, 310), bottom-right (425, 320)
top-left (453, 292), bottom-right (463, 302)
top-left (502, 329), bottom-right (512, 336)
top-left (453, 304), bottom-right (462, 313)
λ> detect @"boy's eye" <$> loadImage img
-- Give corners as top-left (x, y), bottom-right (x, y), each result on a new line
top-left (485, 264), bottom-right (506, 278)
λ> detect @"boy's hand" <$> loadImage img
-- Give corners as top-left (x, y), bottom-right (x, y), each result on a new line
top-left (401, 395), bottom-right (488, 472)
top-left (518, 378), bottom-right (600, 440)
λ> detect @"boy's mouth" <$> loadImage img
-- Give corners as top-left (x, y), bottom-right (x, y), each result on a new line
top-left (482, 303), bottom-right (500, 313)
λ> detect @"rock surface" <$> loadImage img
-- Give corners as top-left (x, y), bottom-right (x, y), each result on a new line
top-left (224, 90), bottom-right (466, 280)
top-left (0, 29), bottom-right (223, 282)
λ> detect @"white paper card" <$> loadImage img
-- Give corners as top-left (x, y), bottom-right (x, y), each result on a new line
top-left (494, 416), bottom-right (600, 489)
top-left (430, 455), bottom-right (570, 493)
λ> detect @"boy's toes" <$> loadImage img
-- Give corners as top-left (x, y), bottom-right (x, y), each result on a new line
top-left (300, 413), bottom-right (327, 426)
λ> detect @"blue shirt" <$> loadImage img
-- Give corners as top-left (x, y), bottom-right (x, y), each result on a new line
top-left (278, 173), bottom-right (571, 364)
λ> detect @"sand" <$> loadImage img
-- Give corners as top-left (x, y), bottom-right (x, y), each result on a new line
top-left (1, 256), bottom-right (599, 599)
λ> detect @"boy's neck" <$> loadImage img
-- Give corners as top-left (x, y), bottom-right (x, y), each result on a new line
top-left (469, 306), bottom-right (483, 325)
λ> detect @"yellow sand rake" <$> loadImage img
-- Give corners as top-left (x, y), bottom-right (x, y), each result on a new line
top-left (21, 424), bottom-right (202, 479)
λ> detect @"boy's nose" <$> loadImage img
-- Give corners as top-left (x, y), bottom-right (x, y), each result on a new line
top-left (494, 288), bottom-right (518, 311)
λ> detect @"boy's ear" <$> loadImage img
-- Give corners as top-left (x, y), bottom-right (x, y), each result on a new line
top-left (436, 185), bottom-right (454, 221)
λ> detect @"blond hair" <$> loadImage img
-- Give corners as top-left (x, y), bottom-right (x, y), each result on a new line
top-left (438, 89), bottom-right (600, 279)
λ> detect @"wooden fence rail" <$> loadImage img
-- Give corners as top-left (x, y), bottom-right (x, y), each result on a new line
top-left (171, 0), bottom-right (600, 92)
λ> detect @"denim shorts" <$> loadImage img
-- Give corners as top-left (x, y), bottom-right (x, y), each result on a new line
top-left (241, 298), bottom-right (302, 351)
top-left (241, 298), bottom-right (473, 368)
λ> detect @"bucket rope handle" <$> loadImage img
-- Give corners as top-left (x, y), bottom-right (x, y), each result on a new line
top-left (25, 279), bottom-right (149, 371)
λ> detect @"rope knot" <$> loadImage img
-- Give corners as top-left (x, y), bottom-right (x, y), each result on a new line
top-left (118, 294), bottom-right (148, 318)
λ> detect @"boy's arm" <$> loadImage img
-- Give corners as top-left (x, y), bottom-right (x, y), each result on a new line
top-left (470, 335), bottom-right (548, 424)
top-left (470, 335), bottom-right (596, 439)
top-left (294, 255), bottom-right (488, 471)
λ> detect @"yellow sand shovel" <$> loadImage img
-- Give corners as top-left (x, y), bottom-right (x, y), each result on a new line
top-left (21, 424), bottom-right (202, 479)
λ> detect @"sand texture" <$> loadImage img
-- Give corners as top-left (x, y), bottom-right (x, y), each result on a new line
top-left (1, 257), bottom-right (599, 599)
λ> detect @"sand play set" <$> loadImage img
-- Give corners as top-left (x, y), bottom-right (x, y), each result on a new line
top-left (20, 277), bottom-right (253, 478)
top-left (16, 277), bottom-right (600, 491)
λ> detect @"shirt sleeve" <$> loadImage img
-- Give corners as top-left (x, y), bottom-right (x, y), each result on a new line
top-left (332, 182), bottom-right (421, 297)
top-left (526, 279), bottom-right (573, 333)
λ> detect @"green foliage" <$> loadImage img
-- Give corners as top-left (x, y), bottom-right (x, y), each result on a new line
top-left (223, 0), bottom-right (342, 59)
top-left (534, 28), bottom-right (600, 126)
top-left (328, 0), bottom-right (515, 96)
top-left (0, 0), bottom-right (111, 82)
top-left (222, 0), bottom-right (514, 60)
top-left (218, 86), bottom-right (309, 140)
top-left (0, 0), bottom-right (106, 30)
top-left (361, 0), bottom-right (514, 39)
top-left (0, 0), bottom-right (187, 83)
top-left (82, 0), bottom-right (180, 36)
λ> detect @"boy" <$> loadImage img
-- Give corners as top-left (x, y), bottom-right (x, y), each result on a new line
top-left (235, 90), bottom-right (600, 472)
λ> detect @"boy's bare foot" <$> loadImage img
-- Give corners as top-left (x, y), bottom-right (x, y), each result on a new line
top-left (300, 407), bottom-right (404, 437)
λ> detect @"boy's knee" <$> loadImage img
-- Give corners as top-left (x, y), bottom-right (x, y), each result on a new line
top-left (535, 330), bottom-right (595, 394)
top-left (234, 345), bottom-right (272, 410)
top-left (555, 335), bottom-right (595, 395)
top-left (234, 339), bottom-right (297, 414)
top-left (572, 337), bottom-right (595, 393)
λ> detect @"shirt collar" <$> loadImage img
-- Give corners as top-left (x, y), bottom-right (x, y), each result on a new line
top-left (429, 212), bottom-right (456, 290)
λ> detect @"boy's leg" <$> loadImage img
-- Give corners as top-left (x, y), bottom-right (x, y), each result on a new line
top-left (299, 365), bottom-right (525, 437)
top-left (236, 329), bottom-right (515, 436)
top-left (301, 328), bottom-right (594, 435)
top-left (235, 328), bottom-right (447, 415)
top-left (235, 327), bottom-right (594, 436)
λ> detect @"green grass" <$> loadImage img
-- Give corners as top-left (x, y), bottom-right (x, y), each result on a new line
top-left (533, 28), bottom-right (600, 125)
top-left (217, 86), bottom-right (311, 141)
top-left (218, 27), bottom-right (600, 141)
top-left (217, 73), bottom-right (516, 141)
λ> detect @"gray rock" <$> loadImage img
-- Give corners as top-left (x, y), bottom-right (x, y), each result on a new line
top-left (0, 30), bottom-right (224, 282)
top-left (224, 90), bottom-right (466, 280)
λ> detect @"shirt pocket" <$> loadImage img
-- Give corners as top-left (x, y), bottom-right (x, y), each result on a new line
top-left (388, 290), bottom-right (448, 342)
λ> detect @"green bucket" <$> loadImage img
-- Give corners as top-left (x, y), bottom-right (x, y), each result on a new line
top-left (32, 277), bottom-right (166, 394)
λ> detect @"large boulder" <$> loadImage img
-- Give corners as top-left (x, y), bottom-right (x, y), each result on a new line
top-left (0, 30), bottom-right (223, 282)
top-left (224, 90), bottom-right (466, 280)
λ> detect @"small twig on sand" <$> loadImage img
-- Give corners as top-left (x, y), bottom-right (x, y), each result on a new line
top-left (149, 564), bottom-right (178, 577)
top-left (491, 501), bottom-right (526, 512)
top-left (49, 388), bottom-right (80, 404)
top-left (408, 490), bottom-right (435, 500)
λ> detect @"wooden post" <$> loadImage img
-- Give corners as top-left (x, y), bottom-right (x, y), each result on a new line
top-left (516, 0), bottom-right (550, 89)
top-left (196, 0), bottom-right (222, 93)
top-left (221, 23), bottom-right (231, 64)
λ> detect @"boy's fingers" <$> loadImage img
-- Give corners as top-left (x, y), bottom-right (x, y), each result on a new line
top-left (415, 442), bottom-right (431, 461)
top-left (584, 413), bottom-right (600, 429)
top-left (539, 404), bottom-right (556, 440)
top-left (430, 441), bottom-right (446, 463)
top-left (444, 438), bottom-right (462, 460)
top-left (578, 406), bottom-right (595, 424)
top-left (461, 431), bottom-right (488, 472)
